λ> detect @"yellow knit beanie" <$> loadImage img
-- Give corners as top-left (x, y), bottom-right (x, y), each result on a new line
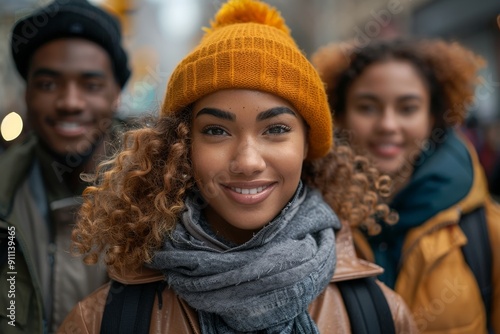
top-left (162, 0), bottom-right (332, 159)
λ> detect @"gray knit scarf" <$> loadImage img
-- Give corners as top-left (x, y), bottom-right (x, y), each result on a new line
top-left (149, 184), bottom-right (341, 333)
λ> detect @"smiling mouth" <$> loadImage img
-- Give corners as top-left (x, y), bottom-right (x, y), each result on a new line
top-left (371, 143), bottom-right (403, 157)
top-left (223, 183), bottom-right (275, 205)
top-left (230, 185), bottom-right (268, 195)
top-left (59, 121), bottom-right (83, 129)
top-left (53, 121), bottom-right (88, 137)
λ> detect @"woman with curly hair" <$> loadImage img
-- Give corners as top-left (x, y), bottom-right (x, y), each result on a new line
top-left (58, 1), bottom-right (417, 333)
top-left (312, 38), bottom-right (500, 333)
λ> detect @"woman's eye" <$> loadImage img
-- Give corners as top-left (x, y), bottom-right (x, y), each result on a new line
top-left (202, 126), bottom-right (228, 136)
top-left (266, 124), bottom-right (291, 135)
top-left (357, 104), bottom-right (377, 114)
top-left (400, 105), bottom-right (419, 115)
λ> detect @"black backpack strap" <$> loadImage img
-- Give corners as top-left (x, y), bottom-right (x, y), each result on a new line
top-left (100, 280), bottom-right (166, 334)
top-left (337, 277), bottom-right (396, 334)
top-left (459, 206), bottom-right (493, 331)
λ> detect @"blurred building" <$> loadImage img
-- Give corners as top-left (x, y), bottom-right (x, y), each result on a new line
top-left (312, 0), bottom-right (500, 125)
top-left (412, 0), bottom-right (500, 123)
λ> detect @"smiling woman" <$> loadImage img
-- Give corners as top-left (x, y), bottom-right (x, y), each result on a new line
top-left (59, 1), bottom-right (417, 333)
top-left (342, 60), bottom-right (433, 180)
top-left (190, 90), bottom-right (308, 243)
top-left (313, 38), bottom-right (500, 334)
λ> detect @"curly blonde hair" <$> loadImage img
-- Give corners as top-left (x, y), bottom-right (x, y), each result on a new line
top-left (312, 38), bottom-right (485, 128)
top-left (73, 112), bottom-right (393, 274)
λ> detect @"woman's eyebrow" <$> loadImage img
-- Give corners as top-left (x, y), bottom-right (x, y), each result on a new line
top-left (353, 93), bottom-right (379, 101)
top-left (195, 108), bottom-right (235, 121)
top-left (397, 94), bottom-right (423, 103)
top-left (257, 107), bottom-right (297, 121)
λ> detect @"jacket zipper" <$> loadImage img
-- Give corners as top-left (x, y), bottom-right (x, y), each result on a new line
top-left (179, 299), bottom-right (200, 334)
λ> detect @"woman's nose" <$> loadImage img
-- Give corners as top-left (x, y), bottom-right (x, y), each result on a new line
top-left (229, 140), bottom-right (266, 176)
top-left (377, 108), bottom-right (398, 133)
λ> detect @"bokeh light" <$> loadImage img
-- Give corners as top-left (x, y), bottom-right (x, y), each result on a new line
top-left (1, 112), bottom-right (23, 142)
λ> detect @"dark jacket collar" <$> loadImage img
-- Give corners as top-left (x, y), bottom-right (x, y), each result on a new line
top-left (0, 134), bottom-right (38, 219)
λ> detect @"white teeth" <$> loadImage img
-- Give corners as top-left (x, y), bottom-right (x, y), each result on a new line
top-left (58, 122), bottom-right (81, 129)
top-left (231, 186), bottom-right (266, 194)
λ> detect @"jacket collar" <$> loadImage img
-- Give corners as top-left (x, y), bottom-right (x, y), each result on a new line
top-left (390, 129), bottom-right (474, 232)
top-left (109, 266), bottom-right (164, 284)
top-left (404, 132), bottom-right (489, 246)
top-left (455, 132), bottom-right (489, 213)
top-left (0, 118), bottom-right (128, 219)
top-left (0, 134), bottom-right (38, 219)
top-left (400, 132), bottom-right (490, 265)
top-left (332, 221), bottom-right (383, 282)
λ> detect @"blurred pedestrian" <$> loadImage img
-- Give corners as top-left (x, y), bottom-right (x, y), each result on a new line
top-left (313, 38), bottom-right (500, 333)
top-left (58, 1), bottom-right (417, 333)
top-left (0, 0), bottom-right (131, 332)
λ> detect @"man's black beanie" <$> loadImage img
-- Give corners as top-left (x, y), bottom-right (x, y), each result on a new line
top-left (10, 0), bottom-right (131, 89)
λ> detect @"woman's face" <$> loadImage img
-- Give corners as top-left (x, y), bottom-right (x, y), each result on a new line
top-left (191, 89), bottom-right (309, 244)
top-left (343, 60), bottom-right (434, 183)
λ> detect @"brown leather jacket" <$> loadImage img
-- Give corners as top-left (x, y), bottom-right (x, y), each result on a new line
top-left (58, 224), bottom-right (418, 333)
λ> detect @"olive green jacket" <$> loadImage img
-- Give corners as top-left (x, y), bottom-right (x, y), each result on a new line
top-left (0, 135), bottom-right (108, 334)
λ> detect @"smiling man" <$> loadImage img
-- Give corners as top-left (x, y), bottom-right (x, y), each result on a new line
top-left (0, 1), bottom-right (130, 333)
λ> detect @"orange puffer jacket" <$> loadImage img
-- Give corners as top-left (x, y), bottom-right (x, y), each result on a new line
top-left (353, 137), bottom-right (500, 334)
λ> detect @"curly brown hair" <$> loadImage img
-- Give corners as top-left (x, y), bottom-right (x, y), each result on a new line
top-left (311, 38), bottom-right (485, 129)
top-left (73, 112), bottom-right (394, 274)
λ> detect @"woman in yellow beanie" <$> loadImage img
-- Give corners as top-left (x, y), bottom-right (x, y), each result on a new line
top-left (313, 38), bottom-right (500, 333)
top-left (58, 1), bottom-right (417, 333)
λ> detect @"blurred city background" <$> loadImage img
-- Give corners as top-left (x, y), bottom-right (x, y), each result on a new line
top-left (1, 0), bottom-right (500, 178)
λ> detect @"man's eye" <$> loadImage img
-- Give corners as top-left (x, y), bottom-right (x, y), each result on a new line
top-left (36, 81), bottom-right (56, 91)
top-left (85, 82), bottom-right (104, 92)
